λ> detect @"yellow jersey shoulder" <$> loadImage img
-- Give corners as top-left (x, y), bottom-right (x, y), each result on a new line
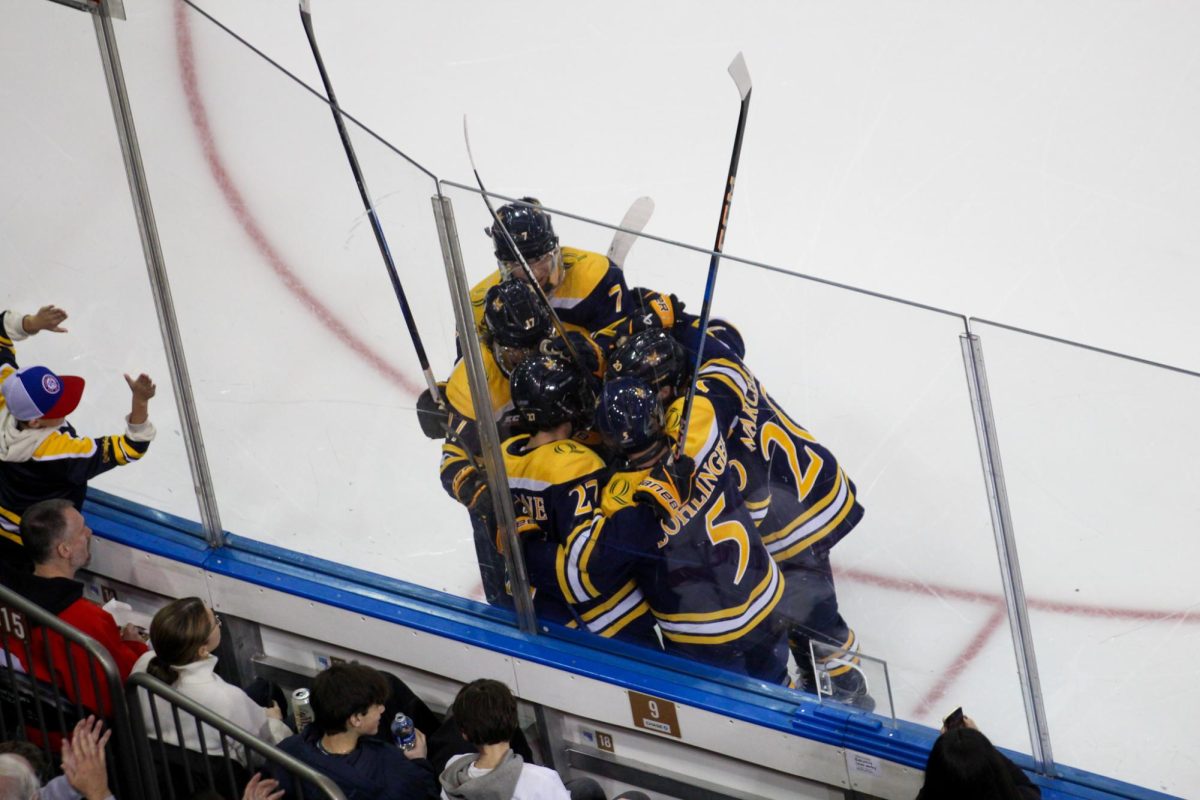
top-left (33, 432), bottom-right (97, 459)
top-left (601, 468), bottom-right (649, 517)
top-left (469, 270), bottom-right (503, 328)
top-left (445, 347), bottom-right (510, 421)
top-left (507, 438), bottom-right (605, 484)
top-left (664, 394), bottom-right (718, 460)
top-left (557, 247), bottom-right (611, 301)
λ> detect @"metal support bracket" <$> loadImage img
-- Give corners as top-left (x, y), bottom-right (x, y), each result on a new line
top-left (960, 331), bottom-right (1055, 773)
top-left (431, 192), bottom-right (538, 634)
top-left (91, 0), bottom-right (224, 547)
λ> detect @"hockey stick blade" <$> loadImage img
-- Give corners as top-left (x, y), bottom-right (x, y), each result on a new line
top-left (673, 53), bottom-right (753, 460)
top-left (607, 196), bottom-right (655, 269)
top-left (728, 52), bottom-right (752, 101)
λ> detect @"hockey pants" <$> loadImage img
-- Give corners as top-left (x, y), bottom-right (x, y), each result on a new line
top-left (779, 545), bottom-right (856, 681)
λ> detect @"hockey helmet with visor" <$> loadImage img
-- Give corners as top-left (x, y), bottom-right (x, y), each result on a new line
top-left (606, 328), bottom-right (687, 393)
top-left (510, 355), bottom-right (596, 431)
top-left (483, 280), bottom-right (552, 376)
top-left (596, 376), bottom-right (667, 458)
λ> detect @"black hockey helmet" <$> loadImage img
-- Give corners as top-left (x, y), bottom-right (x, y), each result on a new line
top-left (483, 279), bottom-right (551, 349)
top-left (606, 329), bottom-right (687, 391)
top-left (510, 355), bottom-right (596, 431)
top-left (488, 197), bottom-right (559, 262)
top-left (596, 377), bottom-right (665, 454)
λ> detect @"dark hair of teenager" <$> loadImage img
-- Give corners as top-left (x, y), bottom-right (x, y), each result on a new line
top-left (146, 597), bottom-right (211, 686)
top-left (452, 679), bottom-right (518, 747)
top-left (18, 498), bottom-right (74, 564)
top-left (310, 663), bottom-right (390, 735)
top-left (0, 740), bottom-right (48, 782)
top-left (918, 727), bottom-right (1027, 800)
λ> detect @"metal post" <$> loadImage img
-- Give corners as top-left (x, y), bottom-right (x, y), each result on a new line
top-left (960, 331), bottom-right (1055, 773)
top-left (431, 192), bottom-right (539, 634)
top-left (90, 0), bottom-right (225, 546)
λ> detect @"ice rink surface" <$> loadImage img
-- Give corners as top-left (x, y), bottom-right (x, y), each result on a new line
top-left (3, 1), bottom-right (1199, 795)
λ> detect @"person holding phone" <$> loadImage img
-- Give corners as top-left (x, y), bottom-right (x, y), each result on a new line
top-left (916, 710), bottom-right (1041, 799)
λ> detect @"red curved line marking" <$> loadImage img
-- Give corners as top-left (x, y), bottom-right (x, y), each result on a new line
top-left (839, 566), bottom-right (1200, 719)
top-left (173, 2), bottom-right (421, 396)
top-left (173, 2), bottom-right (1196, 696)
top-left (838, 567), bottom-right (1200, 625)
top-left (912, 604), bottom-right (1006, 718)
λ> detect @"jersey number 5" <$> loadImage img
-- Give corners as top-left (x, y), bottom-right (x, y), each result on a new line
top-left (705, 494), bottom-right (750, 585)
top-left (761, 421), bottom-right (823, 500)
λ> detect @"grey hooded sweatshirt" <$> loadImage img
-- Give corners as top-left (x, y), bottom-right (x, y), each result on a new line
top-left (439, 751), bottom-right (524, 800)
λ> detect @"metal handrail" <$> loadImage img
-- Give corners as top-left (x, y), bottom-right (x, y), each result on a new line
top-left (0, 580), bottom-right (145, 798)
top-left (126, 672), bottom-right (348, 800)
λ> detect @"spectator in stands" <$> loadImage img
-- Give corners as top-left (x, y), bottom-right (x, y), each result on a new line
top-left (0, 304), bottom-right (156, 572)
top-left (0, 499), bottom-right (148, 715)
top-left (191, 774), bottom-right (287, 800)
top-left (272, 662), bottom-right (438, 799)
top-left (0, 754), bottom-right (39, 800)
top-left (130, 597), bottom-right (292, 766)
top-left (440, 679), bottom-right (603, 800)
top-left (0, 715), bottom-right (115, 800)
top-left (917, 714), bottom-right (1040, 800)
top-left (0, 742), bottom-right (46, 784)
top-left (426, 710), bottom-right (534, 777)
top-left (242, 773), bottom-right (285, 800)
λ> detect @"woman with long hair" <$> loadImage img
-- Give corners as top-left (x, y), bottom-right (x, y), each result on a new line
top-left (917, 716), bottom-right (1040, 800)
top-left (131, 597), bottom-right (291, 765)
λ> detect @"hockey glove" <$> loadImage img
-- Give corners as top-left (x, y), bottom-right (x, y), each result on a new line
top-left (635, 289), bottom-right (683, 331)
top-left (495, 515), bottom-right (544, 554)
top-left (416, 383), bottom-right (450, 440)
top-left (633, 453), bottom-right (696, 522)
top-left (600, 289), bottom-right (683, 351)
top-left (455, 469), bottom-right (493, 518)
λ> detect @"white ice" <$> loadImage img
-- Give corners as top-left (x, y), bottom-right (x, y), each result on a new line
top-left (2, 1), bottom-right (1198, 795)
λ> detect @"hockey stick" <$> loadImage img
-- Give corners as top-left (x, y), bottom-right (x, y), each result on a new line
top-left (462, 117), bottom-right (588, 373)
top-left (674, 53), bottom-right (753, 461)
top-left (299, 1), bottom-right (443, 407)
top-left (607, 196), bottom-right (655, 269)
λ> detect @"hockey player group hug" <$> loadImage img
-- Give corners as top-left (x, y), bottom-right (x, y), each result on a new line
top-left (427, 198), bottom-right (871, 709)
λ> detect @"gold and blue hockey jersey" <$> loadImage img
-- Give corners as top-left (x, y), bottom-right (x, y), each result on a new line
top-left (590, 394), bottom-right (787, 681)
top-left (470, 247), bottom-right (629, 337)
top-left (501, 434), bottom-right (656, 645)
top-left (693, 352), bottom-right (864, 563)
top-left (438, 346), bottom-right (512, 510)
top-left (0, 312), bottom-right (152, 554)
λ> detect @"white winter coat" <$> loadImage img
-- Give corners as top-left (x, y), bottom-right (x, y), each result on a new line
top-left (130, 651), bottom-right (291, 766)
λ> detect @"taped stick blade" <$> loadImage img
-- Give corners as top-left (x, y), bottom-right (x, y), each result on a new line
top-left (607, 196), bottom-right (656, 269)
top-left (728, 52), bottom-right (752, 100)
top-left (463, 115), bottom-right (476, 167)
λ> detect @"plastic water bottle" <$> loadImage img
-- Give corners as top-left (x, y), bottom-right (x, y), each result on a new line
top-left (391, 712), bottom-right (416, 751)
top-left (292, 688), bottom-right (315, 730)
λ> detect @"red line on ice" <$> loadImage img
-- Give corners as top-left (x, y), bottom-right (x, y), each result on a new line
top-left (174, 3), bottom-right (421, 396)
top-left (913, 604), bottom-right (1006, 718)
top-left (838, 567), bottom-right (1200, 625)
top-left (175, 1), bottom-right (1200, 710)
top-left (838, 566), bottom-right (1200, 719)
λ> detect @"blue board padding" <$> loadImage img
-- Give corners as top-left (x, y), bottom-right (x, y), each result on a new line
top-left (80, 491), bottom-right (1181, 800)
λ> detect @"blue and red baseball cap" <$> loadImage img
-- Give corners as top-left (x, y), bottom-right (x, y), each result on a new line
top-left (1, 366), bottom-right (85, 422)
